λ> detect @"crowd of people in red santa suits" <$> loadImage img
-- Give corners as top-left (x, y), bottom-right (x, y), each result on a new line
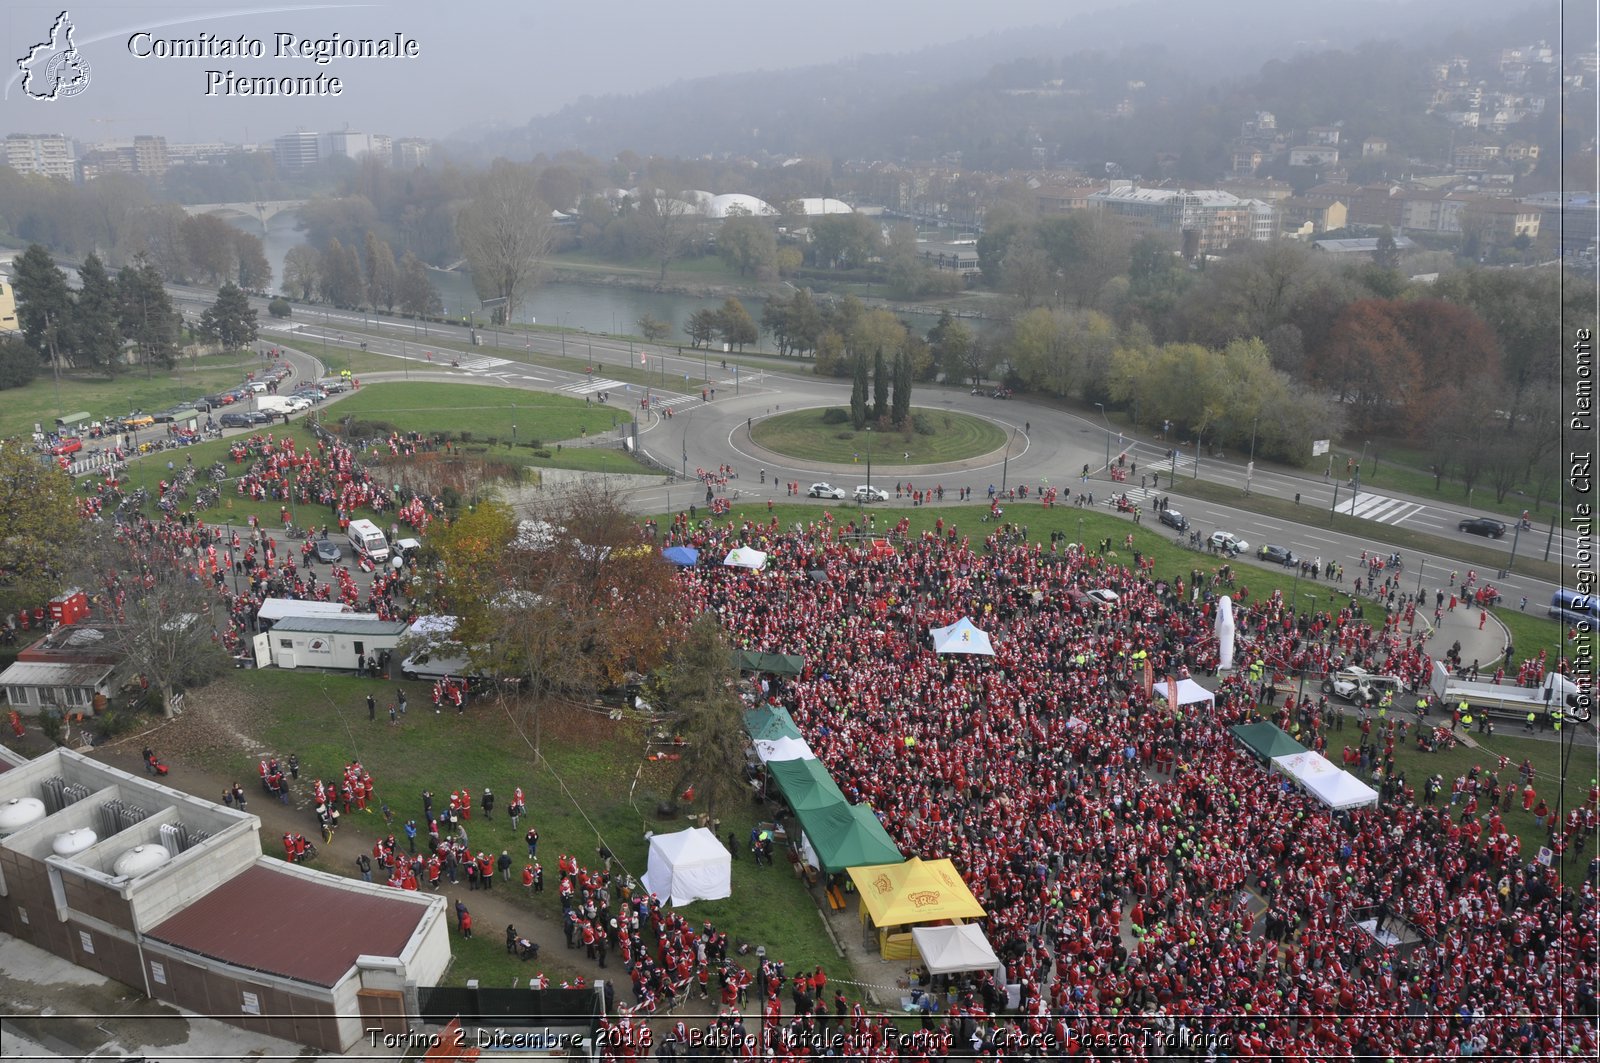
top-left (225, 431), bottom-right (441, 537)
top-left (594, 515), bottom-right (1597, 1062)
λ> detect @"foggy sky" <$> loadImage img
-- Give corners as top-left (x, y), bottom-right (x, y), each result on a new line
top-left (1, 0), bottom-right (1095, 145)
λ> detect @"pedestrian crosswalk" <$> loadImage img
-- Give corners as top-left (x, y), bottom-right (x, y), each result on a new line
top-left (1337, 491), bottom-right (1426, 526)
top-left (556, 377), bottom-right (624, 396)
top-left (455, 355), bottom-right (511, 372)
top-left (1144, 453), bottom-right (1192, 474)
top-left (554, 377), bottom-right (700, 410)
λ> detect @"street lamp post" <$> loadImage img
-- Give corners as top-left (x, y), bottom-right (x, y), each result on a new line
top-left (1246, 416), bottom-right (1259, 495)
top-left (1094, 402), bottom-right (1111, 470)
top-left (1001, 426), bottom-right (1019, 495)
top-left (1295, 594), bottom-right (1317, 706)
top-left (865, 426), bottom-right (873, 499)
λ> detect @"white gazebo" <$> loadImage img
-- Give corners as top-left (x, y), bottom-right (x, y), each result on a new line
top-left (929, 618), bottom-right (995, 656)
top-left (640, 828), bottom-right (732, 906)
top-left (723, 547), bottom-right (768, 570)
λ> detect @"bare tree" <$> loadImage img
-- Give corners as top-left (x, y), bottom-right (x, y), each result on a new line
top-left (640, 188), bottom-right (695, 288)
top-left (456, 161), bottom-right (555, 325)
top-left (81, 538), bottom-right (229, 718)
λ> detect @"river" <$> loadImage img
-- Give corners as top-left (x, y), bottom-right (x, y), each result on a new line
top-left (258, 215), bottom-right (968, 346)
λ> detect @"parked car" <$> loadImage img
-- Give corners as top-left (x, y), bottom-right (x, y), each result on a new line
top-left (1458, 516), bottom-right (1507, 539)
top-left (153, 404), bottom-right (195, 423)
top-left (48, 437), bottom-right (83, 456)
top-left (244, 381), bottom-right (268, 394)
top-left (1086, 589), bottom-right (1121, 607)
top-left (1209, 531), bottom-right (1249, 554)
top-left (1257, 544), bottom-right (1295, 565)
top-left (1158, 508), bottom-right (1188, 531)
top-left (122, 412), bottom-right (155, 429)
top-left (244, 410), bottom-right (274, 425)
top-left (854, 485), bottom-right (889, 503)
top-left (313, 539), bottom-right (342, 563)
top-left (807, 482), bottom-right (847, 500)
top-left (218, 412), bottom-right (252, 428)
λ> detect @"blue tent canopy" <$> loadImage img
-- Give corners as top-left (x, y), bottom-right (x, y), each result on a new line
top-left (662, 547), bottom-right (700, 567)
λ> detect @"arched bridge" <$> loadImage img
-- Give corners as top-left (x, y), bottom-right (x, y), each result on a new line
top-left (181, 200), bottom-right (309, 230)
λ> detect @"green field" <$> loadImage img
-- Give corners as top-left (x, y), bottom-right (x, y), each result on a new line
top-left (0, 352), bottom-right (260, 440)
top-left (331, 382), bottom-right (628, 445)
top-left (750, 407), bottom-right (1009, 466)
top-left (230, 669), bottom-right (850, 988)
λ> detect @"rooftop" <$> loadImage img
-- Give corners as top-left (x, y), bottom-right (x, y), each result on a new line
top-left (147, 861), bottom-right (433, 987)
top-left (267, 616), bottom-right (408, 636)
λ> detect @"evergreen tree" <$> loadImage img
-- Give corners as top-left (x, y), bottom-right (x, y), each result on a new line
top-left (116, 255), bottom-right (181, 371)
top-left (10, 244), bottom-right (73, 367)
top-left (74, 254), bottom-right (125, 372)
top-left (850, 353), bottom-right (869, 429)
top-left (0, 336), bottom-right (38, 389)
top-left (891, 349), bottom-right (913, 425)
top-left (396, 251), bottom-right (442, 317)
top-left (364, 231), bottom-right (399, 311)
top-left (716, 297), bottom-right (758, 351)
top-left (872, 347), bottom-right (889, 420)
top-left (199, 282), bottom-right (259, 349)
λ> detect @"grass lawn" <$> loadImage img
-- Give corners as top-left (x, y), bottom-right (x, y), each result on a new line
top-left (332, 382), bottom-right (628, 445)
top-left (1382, 732), bottom-right (1591, 890)
top-left (750, 408), bottom-right (1008, 467)
top-left (553, 249), bottom-right (746, 286)
top-left (229, 669), bottom-right (850, 988)
top-left (284, 338), bottom-right (412, 377)
top-left (0, 353), bottom-right (258, 440)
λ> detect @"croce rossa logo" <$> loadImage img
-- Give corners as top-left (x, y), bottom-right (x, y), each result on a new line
top-left (17, 10), bottom-right (91, 100)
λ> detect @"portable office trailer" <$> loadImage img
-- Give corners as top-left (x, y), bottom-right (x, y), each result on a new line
top-left (266, 616), bottom-right (407, 671)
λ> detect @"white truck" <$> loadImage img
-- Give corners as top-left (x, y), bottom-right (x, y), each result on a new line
top-left (346, 518), bottom-right (390, 563)
top-left (1430, 663), bottom-right (1587, 723)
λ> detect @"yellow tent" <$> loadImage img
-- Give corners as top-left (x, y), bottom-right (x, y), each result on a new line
top-left (848, 858), bottom-right (985, 957)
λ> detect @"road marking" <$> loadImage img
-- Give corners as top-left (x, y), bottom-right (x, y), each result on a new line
top-left (1339, 491), bottom-right (1427, 526)
top-left (1303, 535), bottom-right (1340, 544)
top-left (556, 377), bottom-right (624, 395)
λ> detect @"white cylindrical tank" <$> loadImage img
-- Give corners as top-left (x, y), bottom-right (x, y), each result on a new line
top-left (113, 844), bottom-right (171, 877)
top-left (52, 828), bottom-right (98, 856)
top-left (0, 797), bottom-right (46, 835)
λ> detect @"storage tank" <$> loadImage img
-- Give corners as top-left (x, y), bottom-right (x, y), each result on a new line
top-left (113, 844), bottom-right (171, 877)
top-left (0, 797), bottom-right (47, 836)
top-left (52, 828), bottom-right (98, 856)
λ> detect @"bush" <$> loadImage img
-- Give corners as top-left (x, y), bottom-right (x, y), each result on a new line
top-left (460, 431), bottom-right (473, 443)
top-left (486, 437), bottom-right (499, 447)
top-left (820, 407), bottom-right (850, 425)
top-left (912, 413), bottom-right (935, 436)
top-left (835, 431), bottom-right (856, 441)
top-left (38, 711), bottom-right (63, 747)
top-left (267, 298), bottom-right (292, 318)
top-left (533, 449), bottom-right (552, 458)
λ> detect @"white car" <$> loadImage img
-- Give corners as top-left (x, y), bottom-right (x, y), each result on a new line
top-left (1086, 589), bottom-right (1121, 607)
top-left (1322, 667), bottom-right (1384, 705)
top-left (284, 397), bottom-right (312, 412)
top-left (244, 380), bottom-right (268, 393)
top-left (854, 485), bottom-right (889, 503)
top-left (808, 482), bottom-right (846, 500)
top-left (1209, 531), bottom-right (1249, 554)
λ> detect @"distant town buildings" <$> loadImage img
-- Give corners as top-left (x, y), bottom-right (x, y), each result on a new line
top-left (4, 133), bottom-right (76, 180)
top-left (1085, 184), bottom-right (1276, 254)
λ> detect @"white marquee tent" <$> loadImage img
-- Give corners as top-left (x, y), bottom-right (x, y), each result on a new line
top-left (1271, 751), bottom-right (1379, 811)
top-left (641, 828), bottom-right (732, 906)
top-left (723, 547), bottom-right (768, 570)
top-left (929, 617), bottom-right (995, 656)
top-left (753, 736), bottom-right (816, 763)
top-left (911, 923), bottom-right (1002, 976)
top-left (1154, 677), bottom-right (1216, 710)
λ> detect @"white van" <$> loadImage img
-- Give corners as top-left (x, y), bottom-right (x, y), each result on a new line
top-left (347, 518), bottom-right (390, 562)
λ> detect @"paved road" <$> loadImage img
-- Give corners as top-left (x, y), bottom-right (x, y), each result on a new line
top-left (165, 286), bottom-right (1580, 622)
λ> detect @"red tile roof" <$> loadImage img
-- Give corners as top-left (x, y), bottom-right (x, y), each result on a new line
top-left (147, 861), bottom-right (428, 987)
